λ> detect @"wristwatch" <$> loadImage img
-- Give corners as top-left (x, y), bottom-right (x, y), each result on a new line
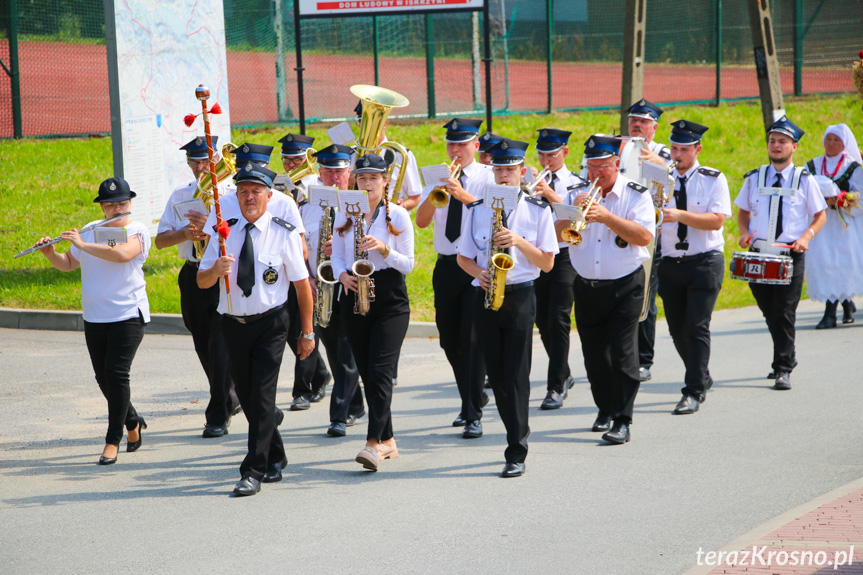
top-left (300, 331), bottom-right (315, 341)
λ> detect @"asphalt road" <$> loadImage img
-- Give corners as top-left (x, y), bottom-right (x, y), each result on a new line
top-left (1, 299), bottom-right (861, 575)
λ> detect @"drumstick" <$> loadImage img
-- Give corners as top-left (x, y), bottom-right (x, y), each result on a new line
top-left (770, 243), bottom-right (795, 249)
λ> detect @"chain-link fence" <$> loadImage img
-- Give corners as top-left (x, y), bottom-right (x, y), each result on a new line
top-left (2, 0), bottom-right (861, 138)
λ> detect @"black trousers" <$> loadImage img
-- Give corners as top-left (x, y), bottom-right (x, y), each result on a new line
top-left (178, 262), bottom-right (238, 426)
top-left (749, 251), bottom-right (805, 374)
top-left (221, 306), bottom-right (289, 480)
top-left (433, 255), bottom-right (487, 421)
top-left (638, 249), bottom-right (660, 369)
top-left (478, 284), bottom-right (535, 464)
top-left (83, 314), bottom-right (145, 445)
top-left (534, 249), bottom-right (577, 392)
top-left (341, 269), bottom-right (410, 442)
top-left (317, 290), bottom-right (364, 423)
top-left (573, 267), bottom-right (644, 424)
top-left (287, 282), bottom-right (330, 398)
top-left (657, 252), bottom-right (724, 400)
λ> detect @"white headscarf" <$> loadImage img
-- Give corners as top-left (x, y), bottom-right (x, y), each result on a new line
top-left (823, 124), bottom-right (863, 165)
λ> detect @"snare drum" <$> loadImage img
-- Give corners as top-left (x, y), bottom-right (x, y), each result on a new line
top-left (729, 252), bottom-right (793, 285)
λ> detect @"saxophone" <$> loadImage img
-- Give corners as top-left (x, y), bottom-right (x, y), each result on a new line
top-left (348, 204), bottom-right (376, 315)
top-left (314, 205), bottom-right (337, 328)
top-left (484, 198), bottom-right (515, 311)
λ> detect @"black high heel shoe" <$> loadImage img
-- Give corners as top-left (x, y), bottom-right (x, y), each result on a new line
top-left (99, 445), bottom-right (119, 465)
top-left (126, 417), bottom-right (148, 453)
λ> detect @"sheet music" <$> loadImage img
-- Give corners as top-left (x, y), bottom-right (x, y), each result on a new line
top-left (327, 122), bottom-right (356, 147)
top-left (173, 198), bottom-right (208, 221)
top-left (272, 174), bottom-right (295, 193)
top-left (308, 185), bottom-right (340, 210)
top-left (420, 164), bottom-right (452, 188)
top-left (94, 227), bottom-right (129, 246)
top-left (337, 189), bottom-right (371, 215)
top-left (484, 184), bottom-right (519, 211)
top-left (553, 203), bottom-right (585, 223)
top-left (642, 161), bottom-right (668, 186)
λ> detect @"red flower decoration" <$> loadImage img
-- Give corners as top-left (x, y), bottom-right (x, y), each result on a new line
top-left (216, 219), bottom-right (231, 240)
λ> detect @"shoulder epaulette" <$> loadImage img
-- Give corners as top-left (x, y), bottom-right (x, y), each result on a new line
top-left (466, 199), bottom-right (484, 209)
top-left (525, 196), bottom-right (550, 209)
top-left (627, 182), bottom-right (647, 194)
top-left (698, 167), bottom-right (721, 178)
top-left (567, 181), bottom-right (589, 191)
top-left (271, 217), bottom-right (296, 232)
top-left (212, 218), bottom-right (238, 234)
top-left (659, 148), bottom-right (671, 160)
top-left (800, 168), bottom-right (811, 177)
top-left (743, 168), bottom-right (758, 179)
top-left (297, 199), bottom-right (308, 208)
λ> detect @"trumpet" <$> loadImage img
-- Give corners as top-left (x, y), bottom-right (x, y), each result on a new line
top-left (314, 202), bottom-right (337, 328)
top-left (428, 157), bottom-right (461, 208)
top-left (651, 160), bottom-right (678, 227)
top-left (522, 167), bottom-right (552, 195)
top-left (484, 197), bottom-right (515, 311)
top-left (562, 178), bottom-right (601, 247)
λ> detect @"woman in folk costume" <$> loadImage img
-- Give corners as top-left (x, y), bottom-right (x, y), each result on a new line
top-left (805, 124), bottom-right (863, 328)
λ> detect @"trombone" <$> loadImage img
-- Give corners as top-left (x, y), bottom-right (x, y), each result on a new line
top-left (561, 178), bottom-right (601, 247)
top-left (428, 157), bottom-right (461, 208)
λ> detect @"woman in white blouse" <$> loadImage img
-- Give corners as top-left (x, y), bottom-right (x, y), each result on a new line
top-left (37, 177), bottom-right (151, 466)
top-left (331, 154), bottom-right (414, 471)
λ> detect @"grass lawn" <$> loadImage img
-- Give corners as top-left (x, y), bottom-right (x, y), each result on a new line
top-left (2, 93), bottom-right (861, 322)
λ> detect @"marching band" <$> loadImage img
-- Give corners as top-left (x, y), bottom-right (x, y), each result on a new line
top-left (23, 83), bottom-right (861, 493)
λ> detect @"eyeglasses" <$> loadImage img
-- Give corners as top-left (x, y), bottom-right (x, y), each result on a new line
top-left (536, 151), bottom-right (562, 160)
top-left (585, 160), bottom-right (617, 171)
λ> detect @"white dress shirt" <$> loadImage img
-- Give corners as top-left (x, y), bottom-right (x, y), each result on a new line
top-left (331, 202), bottom-right (415, 280)
top-left (661, 161), bottom-right (732, 258)
top-left (204, 188), bottom-right (305, 237)
top-left (70, 221), bottom-right (151, 323)
top-left (200, 211), bottom-right (309, 317)
top-left (158, 179), bottom-right (235, 262)
top-left (420, 160), bottom-right (493, 256)
top-left (458, 194), bottom-right (559, 287)
top-left (734, 163), bottom-right (827, 244)
top-left (567, 175), bottom-right (655, 280)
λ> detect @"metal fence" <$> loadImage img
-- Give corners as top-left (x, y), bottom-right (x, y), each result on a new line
top-left (1, 0), bottom-right (861, 138)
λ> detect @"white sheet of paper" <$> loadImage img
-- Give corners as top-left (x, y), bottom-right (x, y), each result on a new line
top-left (522, 169), bottom-right (535, 184)
top-left (484, 184), bottom-right (519, 211)
top-left (338, 189), bottom-right (371, 215)
top-left (642, 161), bottom-right (668, 186)
top-left (420, 164), bottom-right (452, 188)
top-left (94, 227), bottom-right (129, 246)
top-left (308, 185), bottom-right (340, 210)
top-left (553, 203), bottom-right (585, 223)
top-left (327, 122), bottom-right (356, 147)
top-left (173, 198), bottom-right (207, 221)
top-left (272, 174), bottom-right (295, 193)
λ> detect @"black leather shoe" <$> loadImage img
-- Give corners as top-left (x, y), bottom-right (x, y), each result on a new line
top-left (462, 420), bottom-right (483, 439)
top-left (275, 407), bottom-right (285, 427)
top-left (230, 404), bottom-right (242, 416)
top-left (452, 414), bottom-right (467, 427)
top-left (346, 410), bottom-right (365, 427)
top-left (673, 395), bottom-right (700, 415)
top-left (602, 422), bottom-right (631, 444)
top-left (233, 476), bottom-right (261, 496)
top-left (262, 457), bottom-right (288, 483)
top-left (202, 424), bottom-right (229, 438)
top-left (500, 462), bottom-right (525, 478)
top-left (290, 395), bottom-right (311, 411)
top-left (564, 376), bottom-right (576, 396)
top-left (327, 422), bottom-right (346, 437)
top-left (310, 373), bottom-right (331, 403)
top-left (591, 415), bottom-right (612, 432)
top-left (126, 417), bottom-right (147, 452)
top-left (767, 371), bottom-right (776, 379)
top-left (843, 300), bottom-right (856, 324)
top-left (98, 453), bottom-right (117, 465)
top-left (540, 390), bottom-right (564, 410)
top-left (639, 367), bottom-right (651, 382)
top-left (481, 393), bottom-right (490, 409)
top-left (816, 314), bottom-right (837, 329)
top-left (773, 372), bottom-right (791, 390)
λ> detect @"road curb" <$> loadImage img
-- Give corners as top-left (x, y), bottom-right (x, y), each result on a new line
top-left (0, 307), bottom-right (439, 338)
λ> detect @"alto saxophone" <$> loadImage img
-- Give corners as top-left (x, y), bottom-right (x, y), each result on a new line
top-left (348, 204), bottom-right (375, 315)
top-left (484, 198), bottom-right (515, 311)
top-left (314, 204), bottom-right (337, 328)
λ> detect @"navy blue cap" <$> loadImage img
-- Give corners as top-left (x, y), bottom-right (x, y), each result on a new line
top-left (94, 177), bottom-right (136, 203)
top-left (489, 138), bottom-right (529, 166)
top-left (353, 153), bottom-right (388, 174)
top-left (583, 135), bottom-right (621, 160)
top-left (767, 115), bottom-right (805, 142)
top-left (235, 163), bottom-right (276, 188)
top-left (478, 132), bottom-right (503, 153)
top-left (231, 143), bottom-right (273, 166)
top-left (278, 133), bottom-right (315, 157)
top-left (354, 100), bottom-right (363, 117)
top-left (317, 144), bottom-right (353, 168)
top-left (443, 118), bottom-right (483, 143)
top-left (627, 98), bottom-right (663, 121)
top-left (669, 119), bottom-right (709, 145)
top-left (180, 136), bottom-right (218, 160)
top-left (536, 128), bottom-right (572, 153)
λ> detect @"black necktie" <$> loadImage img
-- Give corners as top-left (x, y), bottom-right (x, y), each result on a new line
top-left (444, 171), bottom-right (466, 243)
top-left (499, 205), bottom-right (511, 256)
top-left (237, 222), bottom-right (256, 297)
top-left (771, 173), bottom-right (784, 238)
top-left (675, 175), bottom-right (689, 249)
top-left (550, 173), bottom-right (559, 190)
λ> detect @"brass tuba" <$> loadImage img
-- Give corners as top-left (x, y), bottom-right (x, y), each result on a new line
top-left (193, 142), bottom-right (237, 259)
top-left (562, 178), bottom-right (601, 247)
top-left (428, 157), bottom-right (461, 208)
top-left (484, 197), bottom-right (515, 311)
top-left (289, 147), bottom-right (319, 186)
top-left (346, 202), bottom-right (375, 315)
top-left (314, 201), bottom-right (337, 328)
top-left (350, 84), bottom-right (411, 196)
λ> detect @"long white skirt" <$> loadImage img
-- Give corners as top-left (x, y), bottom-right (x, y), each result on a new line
top-left (805, 207), bottom-right (863, 302)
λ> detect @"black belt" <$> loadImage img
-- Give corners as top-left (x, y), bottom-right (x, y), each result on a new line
top-left (504, 280), bottom-right (534, 293)
top-left (662, 250), bottom-right (720, 264)
top-left (184, 260), bottom-right (200, 269)
top-left (576, 267), bottom-right (640, 288)
top-left (437, 254), bottom-right (459, 262)
top-left (224, 304), bottom-right (284, 325)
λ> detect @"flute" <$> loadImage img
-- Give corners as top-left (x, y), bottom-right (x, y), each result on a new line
top-left (13, 212), bottom-right (132, 259)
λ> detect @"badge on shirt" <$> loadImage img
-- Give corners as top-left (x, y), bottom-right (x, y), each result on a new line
top-left (615, 235), bottom-right (629, 248)
top-left (263, 267), bottom-right (278, 284)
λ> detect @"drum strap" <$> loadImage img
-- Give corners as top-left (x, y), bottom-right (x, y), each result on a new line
top-left (757, 165), bottom-right (804, 249)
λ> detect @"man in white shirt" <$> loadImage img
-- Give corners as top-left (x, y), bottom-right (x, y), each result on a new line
top-left (734, 116), bottom-right (826, 391)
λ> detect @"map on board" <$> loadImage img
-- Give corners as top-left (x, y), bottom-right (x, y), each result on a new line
top-left (112, 0), bottom-right (232, 232)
